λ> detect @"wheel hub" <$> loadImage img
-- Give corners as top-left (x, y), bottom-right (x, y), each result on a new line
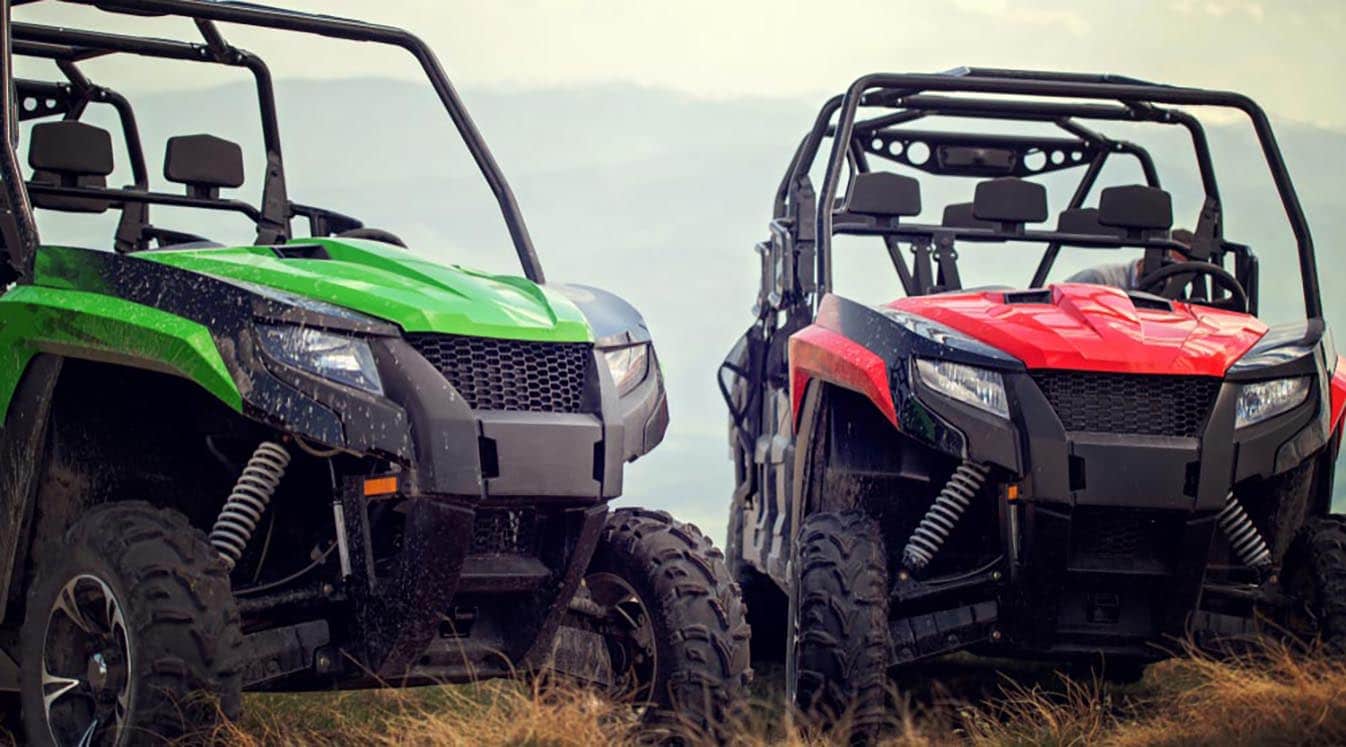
top-left (582, 572), bottom-right (658, 705)
top-left (42, 574), bottom-right (132, 747)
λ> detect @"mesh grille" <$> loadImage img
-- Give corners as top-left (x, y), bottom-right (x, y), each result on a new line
top-left (407, 334), bottom-right (591, 413)
top-left (1031, 372), bottom-right (1220, 437)
top-left (471, 509), bottom-right (539, 555)
top-left (1069, 509), bottom-right (1179, 573)
top-left (1077, 513), bottom-right (1144, 558)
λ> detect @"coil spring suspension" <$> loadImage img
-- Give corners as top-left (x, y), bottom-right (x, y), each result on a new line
top-left (210, 441), bottom-right (291, 570)
top-left (1217, 492), bottom-right (1271, 569)
top-left (902, 460), bottom-right (990, 571)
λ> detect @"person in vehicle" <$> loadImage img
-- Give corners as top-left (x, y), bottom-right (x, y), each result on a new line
top-left (1066, 228), bottom-right (1192, 290)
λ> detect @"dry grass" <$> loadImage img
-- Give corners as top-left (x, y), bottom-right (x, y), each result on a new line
top-left (229, 644), bottom-right (1346, 746)
top-left (5, 644), bottom-right (1343, 746)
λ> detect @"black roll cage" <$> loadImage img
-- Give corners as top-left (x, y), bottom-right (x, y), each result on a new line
top-left (0, 0), bottom-right (546, 283)
top-left (774, 67), bottom-right (1320, 319)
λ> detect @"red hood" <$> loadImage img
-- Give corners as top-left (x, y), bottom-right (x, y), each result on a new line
top-left (890, 284), bottom-right (1268, 376)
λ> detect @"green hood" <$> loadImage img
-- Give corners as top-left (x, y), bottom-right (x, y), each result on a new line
top-left (134, 238), bottom-right (592, 343)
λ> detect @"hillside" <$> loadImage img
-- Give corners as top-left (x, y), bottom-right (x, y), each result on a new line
top-left (30, 78), bottom-right (1346, 537)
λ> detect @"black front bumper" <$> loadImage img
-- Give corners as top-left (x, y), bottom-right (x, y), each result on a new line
top-left (314, 336), bottom-right (667, 683)
top-left (905, 363), bottom-right (1334, 659)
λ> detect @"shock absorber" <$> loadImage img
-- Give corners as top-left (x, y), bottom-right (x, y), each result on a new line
top-left (902, 460), bottom-right (990, 571)
top-left (210, 441), bottom-right (291, 570)
top-left (1217, 492), bottom-right (1272, 569)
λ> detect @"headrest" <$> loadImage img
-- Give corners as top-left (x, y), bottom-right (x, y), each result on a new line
top-left (164, 134), bottom-right (245, 198)
top-left (1098, 185), bottom-right (1172, 233)
top-left (29, 121), bottom-right (115, 176)
top-left (28, 121), bottom-right (115, 214)
top-left (845, 171), bottom-right (921, 218)
top-left (1056, 207), bottom-right (1124, 237)
top-left (972, 177), bottom-right (1047, 227)
top-left (942, 202), bottom-right (995, 229)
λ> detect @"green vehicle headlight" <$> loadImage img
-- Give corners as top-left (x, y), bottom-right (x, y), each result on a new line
top-left (258, 324), bottom-right (384, 396)
top-left (1235, 377), bottom-right (1310, 428)
top-left (603, 343), bottom-right (650, 396)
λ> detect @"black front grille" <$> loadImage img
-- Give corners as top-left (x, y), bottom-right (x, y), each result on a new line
top-left (406, 334), bottom-right (591, 413)
top-left (1069, 509), bottom-right (1180, 574)
top-left (1031, 372), bottom-right (1220, 437)
top-left (471, 509), bottom-right (539, 555)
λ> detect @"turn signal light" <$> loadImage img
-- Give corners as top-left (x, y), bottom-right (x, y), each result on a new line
top-left (363, 476), bottom-right (399, 497)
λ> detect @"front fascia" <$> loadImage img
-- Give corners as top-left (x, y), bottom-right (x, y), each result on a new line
top-left (801, 293), bottom-right (1337, 512)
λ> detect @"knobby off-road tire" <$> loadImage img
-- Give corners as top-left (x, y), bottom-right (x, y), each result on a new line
top-left (20, 502), bottom-right (243, 745)
top-left (1279, 515), bottom-right (1346, 652)
top-left (788, 510), bottom-right (891, 741)
top-left (587, 508), bottom-right (751, 741)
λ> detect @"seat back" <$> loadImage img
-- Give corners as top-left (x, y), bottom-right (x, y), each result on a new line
top-left (972, 177), bottom-right (1047, 231)
top-left (942, 202), bottom-right (995, 229)
top-left (844, 171), bottom-right (921, 219)
top-left (1098, 185), bottom-right (1173, 238)
top-left (1056, 207), bottom-right (1124, 237)
top-left (28, 121), bottom-right (115, 213)
top-left (164, 134), bottom-right (245, 199)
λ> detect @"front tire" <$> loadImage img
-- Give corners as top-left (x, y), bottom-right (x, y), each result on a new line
top-left (19, 502), bottom-right (243, 746)
top-left (585, 508), bottom-right (751, 740)
top-left (1278, 515), bottom-right (1346, 652)
top-left (788, 510), bottom-right (891, 740)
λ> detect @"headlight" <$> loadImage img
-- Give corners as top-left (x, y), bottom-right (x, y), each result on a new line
top-left (915, 358), bottom-right (1009, 418)
top-left (603, 343), bottom-right (650, 396)
top-left (258, 324), bottom-right (384, 396)
top-left (1235, 377), bottom-right (1310, 428)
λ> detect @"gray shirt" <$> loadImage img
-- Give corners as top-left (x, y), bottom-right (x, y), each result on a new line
top-left (1066, 260), bottom-right (1140, 290)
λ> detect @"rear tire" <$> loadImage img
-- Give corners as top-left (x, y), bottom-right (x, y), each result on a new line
top-left (1278, 515), bottom-right (1346, 652)
top-left (19, 502), bottom-right (242, 746)
top-left (587, 508), bottom-right (751, 741)
top-left (788, 510), bottom-right (891, 741)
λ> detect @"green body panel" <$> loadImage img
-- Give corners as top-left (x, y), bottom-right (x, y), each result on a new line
top-left (136, 238), bottom-right (593, 342)
top-left (0, 284), bottom-right (241, 418)
top-left (1, 239), bottom-right (595, 422)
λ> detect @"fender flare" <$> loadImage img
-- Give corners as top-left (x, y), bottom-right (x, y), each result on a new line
top-left (0, 354), bottom-right (62, 626)
top-left (788, 325), bottom-right (897, 431)
top-left (1330, 355), bottom-right (1346, 436)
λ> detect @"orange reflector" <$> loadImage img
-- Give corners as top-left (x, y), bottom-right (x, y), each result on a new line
top-left (1006, 484), bottom-right (1021, 501)
top-left (364, 476), bottom-right (398, 497)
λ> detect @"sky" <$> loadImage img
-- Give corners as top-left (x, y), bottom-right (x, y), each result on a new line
top-left (13, 0), bottom-right (1346, 130)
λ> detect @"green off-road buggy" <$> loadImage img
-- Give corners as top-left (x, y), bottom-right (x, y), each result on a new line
top-left (0, 2), bottom-right (749, 744)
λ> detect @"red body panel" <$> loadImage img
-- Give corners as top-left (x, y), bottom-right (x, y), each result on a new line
top-left (789, 325), bottom-right (897, 430)
top-left (1331, 356), bottom-right (1346, 435)
top-left (891, 284), bottom-right (1269, 376)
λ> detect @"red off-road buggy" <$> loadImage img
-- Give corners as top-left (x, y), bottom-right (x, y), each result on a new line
top-left (721, 68), bottom-right (1346, 730)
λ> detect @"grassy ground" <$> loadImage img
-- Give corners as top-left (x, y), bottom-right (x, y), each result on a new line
top-left (227, 644), bottom-right (1346, 745)
top-left (4, 645), bottom-right (1343, 745)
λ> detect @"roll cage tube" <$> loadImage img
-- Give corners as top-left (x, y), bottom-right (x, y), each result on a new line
top-left (0, 0), bottom-right (546, 283)
top-left (811, 70), bottom-right (1320, 319)
top-left (14, 20), bottom-right (291, 244)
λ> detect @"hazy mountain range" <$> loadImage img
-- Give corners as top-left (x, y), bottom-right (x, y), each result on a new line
top-left (36, 78), bottom-right (1346, 539)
